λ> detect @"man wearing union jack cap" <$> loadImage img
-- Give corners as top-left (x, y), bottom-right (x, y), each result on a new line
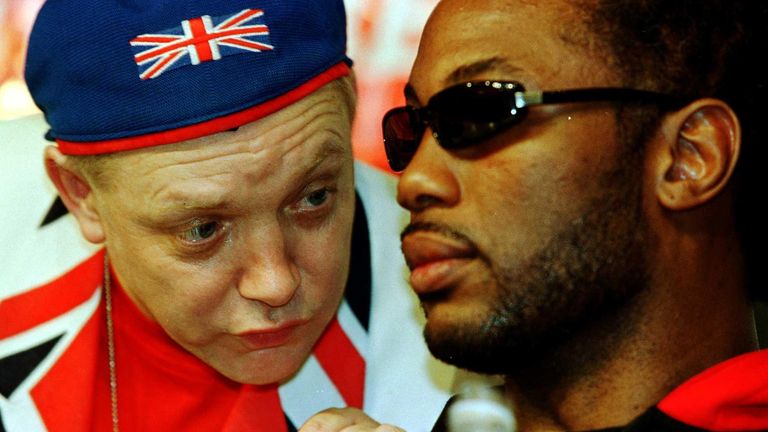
top-left (0, 1), bottom-right (456, 431)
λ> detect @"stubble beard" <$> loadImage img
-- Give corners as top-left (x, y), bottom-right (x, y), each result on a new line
top-left (422, 165), bottom-right (649, 378)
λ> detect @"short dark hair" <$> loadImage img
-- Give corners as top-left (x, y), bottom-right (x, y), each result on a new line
top-left (583, 0), bottom-right (768, 301)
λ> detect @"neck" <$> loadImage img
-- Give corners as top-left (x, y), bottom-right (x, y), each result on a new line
top-left (501, 217), bottom-right (757, 432)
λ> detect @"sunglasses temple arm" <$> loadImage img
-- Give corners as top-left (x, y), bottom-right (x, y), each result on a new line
top-left (515, 91), bottom-right (544, 109)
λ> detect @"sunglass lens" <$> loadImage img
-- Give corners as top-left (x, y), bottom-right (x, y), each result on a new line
top-left (383, 107), bottom-right (421, 171)
top-left (431, 84), bottom-right (525, 148)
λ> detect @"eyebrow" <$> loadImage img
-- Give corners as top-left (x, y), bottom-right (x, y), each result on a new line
top-left (144, 194), bottom-right (229, 227)
top-left (300, 139), bottom-right (347, 176)
top-left (444, 57), bottom-right (523, 86)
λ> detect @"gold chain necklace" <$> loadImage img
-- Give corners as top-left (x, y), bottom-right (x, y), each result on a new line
top-left (103, 254), bottom-right (120, 432)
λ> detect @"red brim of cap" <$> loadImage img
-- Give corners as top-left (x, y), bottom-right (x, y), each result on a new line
top-left (56, 62), bottom-right (350, 155)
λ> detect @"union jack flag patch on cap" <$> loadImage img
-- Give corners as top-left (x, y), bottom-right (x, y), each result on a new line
top-left (130, 8), bottom-right (274, 80)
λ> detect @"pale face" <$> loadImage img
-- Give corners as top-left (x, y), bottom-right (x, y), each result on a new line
top-left (399, 0), bottom-right (650, 373)
top-left (90, 83), bottom-right (355, 384)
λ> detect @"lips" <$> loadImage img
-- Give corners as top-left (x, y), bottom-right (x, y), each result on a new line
top-left (401, 230), bottom-right (478, 294)
top-left (237, 321), bottom-right (305, 350)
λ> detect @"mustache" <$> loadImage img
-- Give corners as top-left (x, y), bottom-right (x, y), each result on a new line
top-left (400, 221), bottom-right (477, 247)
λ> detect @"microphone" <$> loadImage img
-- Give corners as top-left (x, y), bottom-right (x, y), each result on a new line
top-left (447, 383), bottom-right (516, 432)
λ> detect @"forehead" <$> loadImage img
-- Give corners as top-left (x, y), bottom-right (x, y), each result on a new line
top-left (104, 82), bottom-right (352, 184)
top-left (410, 0), bottom-right (614, 101)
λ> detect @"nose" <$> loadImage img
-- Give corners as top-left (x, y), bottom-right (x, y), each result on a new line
top-left (397, 133), bottom-right (460, 212)
top-left (238, 225), bottom-right (300, 308)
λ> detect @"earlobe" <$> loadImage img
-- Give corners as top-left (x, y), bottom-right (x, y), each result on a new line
top-left (44, 146), bottom-right (106, 243)
top-left (656, 100), bottom-right (740, 211)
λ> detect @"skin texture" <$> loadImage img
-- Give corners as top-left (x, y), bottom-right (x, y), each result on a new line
top-left (45, 82), bottom-right (356, 385)
top-left (395, 0), bottom-right (757, 430)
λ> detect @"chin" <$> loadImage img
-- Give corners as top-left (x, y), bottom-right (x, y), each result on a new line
top-left (218, 359), bottom-right (302, 385)
top-left (421, 313), bottom-right (497, 372)
top-left (208, 347), bottom-right (309, 385)
top-left (421, 302), bottom-right (539, 375)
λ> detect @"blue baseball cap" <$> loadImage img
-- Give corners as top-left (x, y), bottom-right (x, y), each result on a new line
top-left (25, 0), bottom-right (351, 155)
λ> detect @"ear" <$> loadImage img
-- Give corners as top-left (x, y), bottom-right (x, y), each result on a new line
top-left (44, 146), bottom-right (106, 243)
top-left (654, 99), bottom-right (740, 211)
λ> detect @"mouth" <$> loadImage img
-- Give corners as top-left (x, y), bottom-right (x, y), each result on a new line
top-left (401, 229), bottom-right (478, 295)
top-left (236, 321), bottom-right (306, 350)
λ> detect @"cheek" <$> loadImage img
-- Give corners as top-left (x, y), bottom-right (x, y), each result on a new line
top-left (458, 150), bottom-right (564, 250)
top-left (293, 196), bottom-right (355, 312)
top-left (108, 227), bottom-right (238, 331)
top-left (457, 116), bottom-right (622, 251)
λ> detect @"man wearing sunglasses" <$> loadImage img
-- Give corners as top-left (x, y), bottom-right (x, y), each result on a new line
top-left (380, 0), bottom-right (768, 430)
top-left (384, 0), bottom-right (768, 431)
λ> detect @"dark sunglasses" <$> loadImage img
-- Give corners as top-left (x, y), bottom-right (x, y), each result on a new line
top-left (382, 80), bottom-right (687, 172)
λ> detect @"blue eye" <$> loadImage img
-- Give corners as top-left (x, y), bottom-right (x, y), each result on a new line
top-left (180, 221), bottom-right (219, 243)
top-left (305, 188), bottom-right (329, 207)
